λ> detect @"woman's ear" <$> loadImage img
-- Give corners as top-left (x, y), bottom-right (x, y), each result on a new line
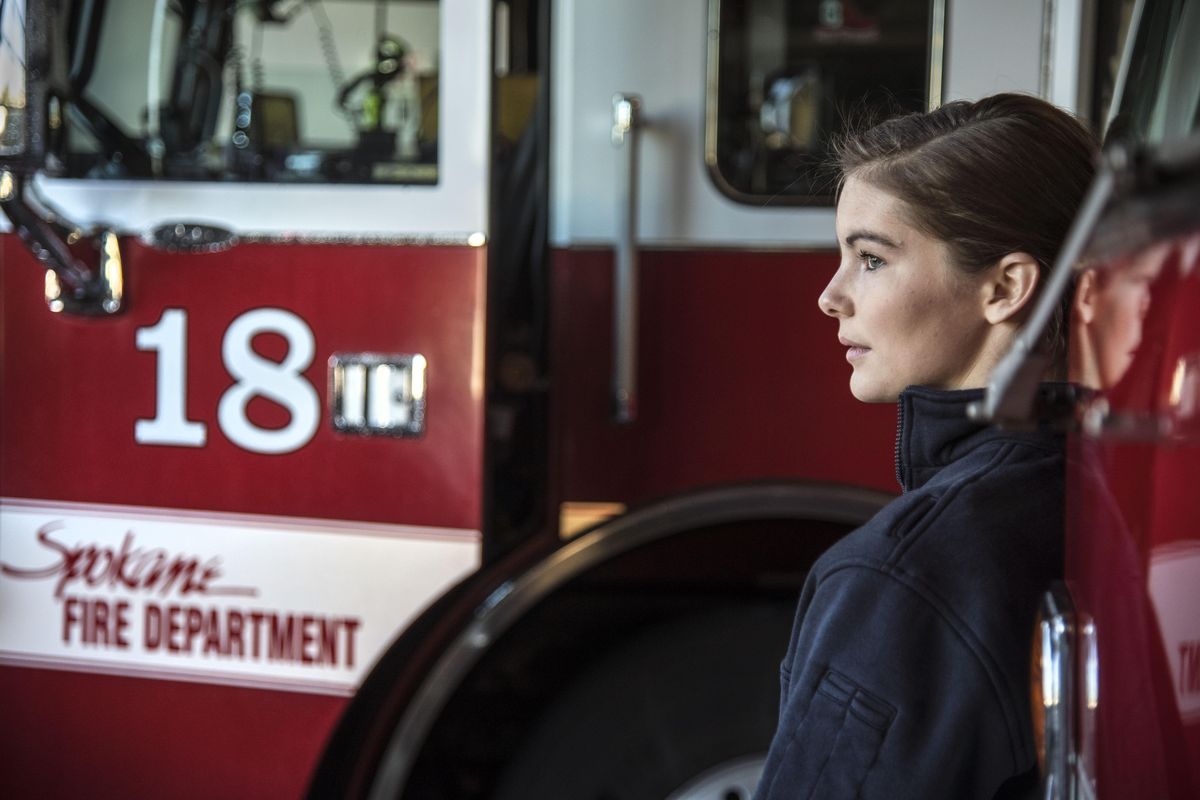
top-left (1073, 268), bottom-right (1098, 324)
top-left (982, 252), bottom-right (1041, 325)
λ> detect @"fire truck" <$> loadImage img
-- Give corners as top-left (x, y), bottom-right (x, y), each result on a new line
top-left (0, 0), bottom-right (1192, 798)
top-left (1009, 1), bottom-right (1200, 797)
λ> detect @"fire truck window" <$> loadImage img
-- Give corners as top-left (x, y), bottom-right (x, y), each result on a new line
top-left (63, 0), bottom-right (440, 184)
top-left (0, 0), bottom-right (26, 158)
top-left (708, 0), bottom-right (942, 205)
top-left (1107, 0), bottom-right (1200, 147)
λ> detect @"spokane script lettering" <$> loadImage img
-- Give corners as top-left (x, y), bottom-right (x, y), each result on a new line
top-left (0, 520), bottom-right (257, 599)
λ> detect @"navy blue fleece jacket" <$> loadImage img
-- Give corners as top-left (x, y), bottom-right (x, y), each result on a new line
top-left (753, 386), bottom-right (1064, 800)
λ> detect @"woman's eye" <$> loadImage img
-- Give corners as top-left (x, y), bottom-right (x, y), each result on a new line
top-left (860, 252), bottom-right (885, 271)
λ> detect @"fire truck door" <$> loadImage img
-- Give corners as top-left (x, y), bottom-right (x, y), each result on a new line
top-left (0, 1), bottom-right (492, 798)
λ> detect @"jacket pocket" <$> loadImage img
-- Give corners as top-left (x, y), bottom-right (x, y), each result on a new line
top-left (761, 669), bottom-right (895, 800)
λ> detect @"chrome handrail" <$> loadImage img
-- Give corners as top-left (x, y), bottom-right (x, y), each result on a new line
top-left (611, 93), bottom-right (642, 424)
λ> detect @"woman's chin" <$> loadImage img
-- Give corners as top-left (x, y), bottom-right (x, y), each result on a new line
top-left (849, 374), bottom-right (899, 404)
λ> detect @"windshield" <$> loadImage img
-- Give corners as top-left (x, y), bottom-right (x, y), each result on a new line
top-left (63, 0), bottom-right (440, 184)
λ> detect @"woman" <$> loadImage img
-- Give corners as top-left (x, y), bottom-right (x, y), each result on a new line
top-left (753, 94), bottom-right (1097, 799)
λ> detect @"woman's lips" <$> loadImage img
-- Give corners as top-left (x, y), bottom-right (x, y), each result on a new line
top-left (839, 336), bottom-right (870, 362)
top-left (846, 346), bottom-right (870, 362)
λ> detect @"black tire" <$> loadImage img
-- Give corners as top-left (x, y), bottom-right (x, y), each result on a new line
top-left (491, 602), bottom-right (792, 800)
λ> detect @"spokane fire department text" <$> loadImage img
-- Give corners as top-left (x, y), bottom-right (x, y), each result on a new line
top-left (62, 596), bottom-right (362, 667)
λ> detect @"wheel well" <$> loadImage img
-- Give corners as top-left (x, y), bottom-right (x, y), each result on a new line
top-left (402, 514), bottom-right (856, 799)
top-left (318, 482), bottom-right (893, 798)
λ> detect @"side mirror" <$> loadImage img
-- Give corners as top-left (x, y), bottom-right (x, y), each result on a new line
top-left (0, 0), bottom-right (51, 175)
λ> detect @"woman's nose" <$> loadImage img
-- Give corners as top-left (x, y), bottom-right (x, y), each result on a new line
top-left (819, 269), bottom-right (851, 318)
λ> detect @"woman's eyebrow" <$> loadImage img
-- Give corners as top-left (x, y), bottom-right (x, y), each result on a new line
top-left (844, 230), bottom-right (901, 250)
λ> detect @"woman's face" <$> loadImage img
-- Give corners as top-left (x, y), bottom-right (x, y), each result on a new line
top-left (1073, 245), bottom-right (1164, 390)
top-left (819, 175), bottom-right (993, 403)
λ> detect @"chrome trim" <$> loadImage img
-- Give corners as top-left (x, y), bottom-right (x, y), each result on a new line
top-left (702, 0), bottom-right (948, 206)
top-left (1040, 0), bottom-right (1057, 101)
top-left (1038, 585), bottom-right (1077, 800)
top-left (145, 222), bottom-right (238, 253)
top-left (1077, 614), bottom-right (1098, 800)
top-left (556, 241), bottom-right (838, 254)
top-left (365, 482), bottom-right (892, 800)
top-left (928, 0), bottom-right (947, 111)
top-left (703, 0), bottom-right (722, 175)
top-left (9, 219), bottom-right (485, 252)
top-left (177, 231), bottom-right (485, 248)
top-left (44, 229), bottom-right (124, 315)
top-left (328, 353), bottom-right (427, 438)
top-left (1, 167), bottom-right (124, 316)
top-left (611, 93), bottom-right (643, 424)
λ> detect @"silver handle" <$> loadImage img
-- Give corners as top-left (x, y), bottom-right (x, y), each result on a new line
top-left (611, 93), bottom-right (642, 424)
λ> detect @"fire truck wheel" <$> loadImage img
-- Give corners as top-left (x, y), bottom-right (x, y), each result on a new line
top-left (491, 601), bottom-right (791, 800)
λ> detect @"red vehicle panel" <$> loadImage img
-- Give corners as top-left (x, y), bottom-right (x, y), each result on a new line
top-left (1, 237), bottom-right (486, 798)
top-left (1, 238), bottom-right (486, 529)
top-left (1066, 232), bottom-right (1200, 798)
top-left (552, 248), bottom-right (898, 504)
top-left (2, 666), bottom-right (343, 799)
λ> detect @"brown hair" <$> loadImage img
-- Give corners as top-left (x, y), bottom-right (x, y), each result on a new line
top-left (834, 93), bottom-right (1099, 367)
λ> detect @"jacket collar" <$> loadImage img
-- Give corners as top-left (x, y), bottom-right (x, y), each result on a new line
top-left (894, 385), bottom-right (1063, 493)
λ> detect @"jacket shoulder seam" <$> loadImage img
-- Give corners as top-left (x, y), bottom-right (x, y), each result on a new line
top-left (890, 442), bottom-right (1015, 554)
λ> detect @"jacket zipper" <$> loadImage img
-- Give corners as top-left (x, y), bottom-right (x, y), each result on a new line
top-left (894, 397), bottom-right (906, 492)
